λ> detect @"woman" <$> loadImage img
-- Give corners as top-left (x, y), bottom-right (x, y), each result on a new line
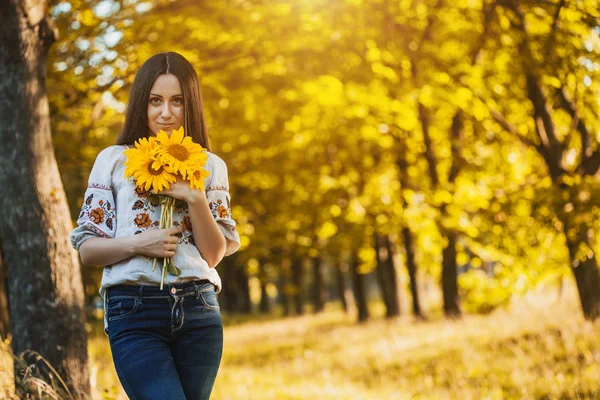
top-left (70, 52), bottom-right (241, 400)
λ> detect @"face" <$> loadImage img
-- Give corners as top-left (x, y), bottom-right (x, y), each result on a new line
top-left (147, 74), bottom-right (184, 136)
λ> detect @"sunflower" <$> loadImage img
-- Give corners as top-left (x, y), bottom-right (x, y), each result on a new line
top-left (189, 167), bottom-right (211, 191)
top-left (124, 143), bottom-right (177, 192)
top-left (155, 127), bottom-right (208, 180)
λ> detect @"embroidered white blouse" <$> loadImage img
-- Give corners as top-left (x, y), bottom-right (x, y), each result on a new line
top-left (69, 144), bottom-right (241, 335)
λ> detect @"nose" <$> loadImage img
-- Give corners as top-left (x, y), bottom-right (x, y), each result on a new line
top-left (160, 102), bottom-right (171, 118)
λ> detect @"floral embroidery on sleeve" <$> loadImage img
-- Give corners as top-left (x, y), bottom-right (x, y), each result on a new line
top-left (209, 197), bottom-right (231, 220)
top-left (79, 193), bottom-right (116, 234)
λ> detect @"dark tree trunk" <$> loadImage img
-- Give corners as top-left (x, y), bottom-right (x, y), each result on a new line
top-left (218, 257), bottom-right (234, 312)
top-left (311, 256), bottom-right (324, 313)
top-left (291, 257), bottom-right (303, 315)
top-left (562, 219), bottom-right (600, 320)
top-left (441, 230), bottom-right (461, 317)
top-left (278, 273), bottom-right (291, 317)
top-left (395, 132), bottom-right (425, 319)
top-left (374, 234), bottom-right (393, 316)
top-left (259, 280), bottom-right (270, 314)
top-left (218, 255), bottom-right (250, 313)
top-left (257, 259), bottom-right (270, 313)
top-left (0, 2), bottom-right (90, 397)
top-left (382, 235), bottom-right (400, 317)
top-left (237, 261), bottom-right (252, 313)
top-left (335, 260), bottom-right (349, 313)
top-left (402, 227), bottom-right (425, 318)
top-left (0, 250), bottom-right (11, 340)
top-left (349, 250), bottom-right (369, 323)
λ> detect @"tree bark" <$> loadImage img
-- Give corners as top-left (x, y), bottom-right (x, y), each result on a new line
top-left (382, 235), bottom-right (401, 317)
top-left (311, 255), bottom-right (324, 313)
top-left (0, 249), bottom-right (11, 340)
top-left (441, 230), bottom-right (461, 317)
top-left (236, 260), bottom-right (252, 313)
top-left (375, 234), bottom-right (401, 318)
top-left (349, 250), bottom-right (369, 323)
top-left (0, 1), bottom-right (90, 397)
top-left (395, 142), bottom-right (425, 319)
top-left (374, 234), bottom-right (390, 312)
top-left (335, 259), bottom-right (349, 313)
top-left (402, 227), bottom-right (425, 319)
top-left (562, 218), bottom-right (600, 320)
top-left (259, 279), bottom-right (270, 313)
top-left (291, 257), bottom-right (303, 315)
top-left (277, 272), bottom-right (291, 317)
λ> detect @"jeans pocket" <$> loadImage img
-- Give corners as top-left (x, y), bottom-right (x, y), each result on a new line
top-left (108, 298), bottom-right (140, 321)
top-left (199, 290), bottom-right (220, 310)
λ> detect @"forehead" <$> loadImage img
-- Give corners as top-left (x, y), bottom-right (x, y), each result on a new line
top-left (150, 74), bottom-right (182, 95)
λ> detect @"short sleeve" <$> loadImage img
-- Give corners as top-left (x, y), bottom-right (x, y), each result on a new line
top-left (70, 146), bottom-right (121, 251)
top-left (205, 154), bottom-right (241, 256)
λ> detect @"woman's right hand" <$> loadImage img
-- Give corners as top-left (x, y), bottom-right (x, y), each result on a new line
top-left (132, 226), bottom-right (184, 258)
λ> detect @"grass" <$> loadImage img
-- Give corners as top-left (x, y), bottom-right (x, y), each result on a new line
top-left (3, 282), bottom-right (600, 399)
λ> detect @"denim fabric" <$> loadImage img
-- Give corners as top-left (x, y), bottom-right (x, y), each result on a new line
top-left (105, 280), bottom-right (223, 400)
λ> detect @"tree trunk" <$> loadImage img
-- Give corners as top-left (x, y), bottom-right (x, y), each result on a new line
top-left (0, 250), bottom-right (11, 340)
top-left (218, 257), bottom-right (234, 312)
top-left (382, 235), bottom-right (401, 317)
top-left (349, 250), bottom-right (369, 323)
top-left (311, 255), bottom-right (324, 313)
top-left (0, 2), bottom-right (90, 397)
top-left (374, 234), bottom-right (390, 311)
top-left (277, 273), bottom-right (291, 317)
top-left (441, 230), bottom-right (461, 318)
top-left (335, 260), bottom-right (349, 313)
top-left (236, 261), bottom-right (252, 313)
top-left (402, 227), bottom-right (425, 318)
top-left (259, 280), bottom-right (270, 314)
top-left (563, 220), bottom-right (600, 320)
top-left (291, 257), bottom-right (303, 315)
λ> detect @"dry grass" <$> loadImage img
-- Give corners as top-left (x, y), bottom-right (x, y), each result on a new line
top-left (2, 282), bottom-right (600, 399)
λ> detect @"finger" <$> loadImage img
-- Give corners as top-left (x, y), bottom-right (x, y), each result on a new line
top-left (169, 226), bottom-right (184, 233)
top-left (166, 244), bottom-right (177, 250)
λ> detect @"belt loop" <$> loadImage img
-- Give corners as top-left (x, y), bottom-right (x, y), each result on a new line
top-left (106, 288), bottom-right (110, 304)
top-left (193, 281), bottom-right (200, 299)
top-left (139, 285), bottom-right (144, 304)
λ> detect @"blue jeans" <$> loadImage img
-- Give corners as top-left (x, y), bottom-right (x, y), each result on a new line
top-left (105, 280), bottom-right (223, 400)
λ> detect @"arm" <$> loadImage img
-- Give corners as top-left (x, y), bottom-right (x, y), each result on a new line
top-left (78, 236), bottom-right (138, 266)
top-left (187, 192), bottom-right (227, 269)
top-left (78, 226), bottom-right (184, 266)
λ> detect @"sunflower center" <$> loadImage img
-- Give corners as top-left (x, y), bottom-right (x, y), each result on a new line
top-left (167, 144), bottom-right (190, 161)
top-left (147, 163), bottom-right (164, 176)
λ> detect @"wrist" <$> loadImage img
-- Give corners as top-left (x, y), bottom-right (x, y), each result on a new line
top-left (186, 190), bottom-right (206, 206)
top-left (126, 234), bottom-right (140, 257)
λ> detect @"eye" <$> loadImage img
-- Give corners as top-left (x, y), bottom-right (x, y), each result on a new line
top-left (172, 97), bottom-right (183, 105)
top-left (150, 97), bottom-right (162, 104)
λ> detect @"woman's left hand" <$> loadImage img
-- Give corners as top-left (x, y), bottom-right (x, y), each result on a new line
top-left (153, 177), bottom-right (203, 203)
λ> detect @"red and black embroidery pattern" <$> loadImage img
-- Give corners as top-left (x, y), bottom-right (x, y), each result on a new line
top-left (79, 193), bottom-right (116, 234)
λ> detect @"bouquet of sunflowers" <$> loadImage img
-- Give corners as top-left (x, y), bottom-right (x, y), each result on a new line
top-left (124, 127), bottom-right (211, 289)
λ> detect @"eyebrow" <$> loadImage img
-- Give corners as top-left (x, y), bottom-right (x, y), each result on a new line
top-left (149, 93), bottom-right (183, 97)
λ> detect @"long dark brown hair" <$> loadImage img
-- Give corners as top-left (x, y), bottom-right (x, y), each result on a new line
top-left (116, 52), bottom-right (211, 150)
